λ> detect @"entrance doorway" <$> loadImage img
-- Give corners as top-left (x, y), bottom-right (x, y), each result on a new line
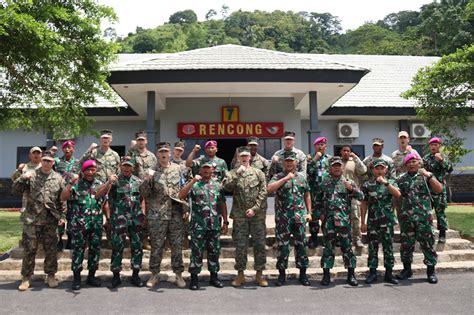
top-left (217, 138), bottom-right (247, 169)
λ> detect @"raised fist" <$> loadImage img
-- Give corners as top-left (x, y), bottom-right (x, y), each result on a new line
top-left (315, 152), bottom-right (322, 160)
top-left (272, 155), bottom-right (279, 163)
top-left (193, 144), bottom-right (201, 152)
top-left (109, 174), bottom-right (118, 184)
top-left (236, 165), bottom-right (246, 174)
top-left (193, 175), bottom-right (202, 182)
top-left (344, 180), bottom-right (353, 191)
top-left (18, 163), bottom-right (26, 171)
top-left (88, 143), bottom-right (98, 152)
top-left (286, 172), bottom-right (295, 180)
top-left (434, 153), bottom-right (443, 161)
top-left (70, 174), bottom-right (79, 184)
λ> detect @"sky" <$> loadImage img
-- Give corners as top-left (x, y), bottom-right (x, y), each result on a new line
top-left (100, 0), bottom-right (434, 37)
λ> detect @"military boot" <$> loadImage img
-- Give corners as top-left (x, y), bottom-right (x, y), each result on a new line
top-left (365, 268), bottom-right (378, 284)
top-left (321, 268), bottom-right (331, 286)
top-left (232, 270), bottom-right (245, 287)
top-left (18, 276), bottom-right (31, 291)
top-left (346, 268), bottom-right (358, 286)
top-left (275, 269), bottom-right (286, 286)
top-left (86, 270), bottom-right (102, 287)
top-left (108, 271), bottom-right (121, 289)
top-left (72, 271), bottom-right (81, 290)
top-left (307, 232), bottom-right (318, 249)
top-left (396, 262), bottom-right (413, 280)
top-left (175, 272), bottom-right (186, 288)
top-left (255, 271), bottom-right (268, 287)
top-left (46, 274), bottom-right (59, 288)
top-left (210, 272), bottom-right (223, 288)
top-left (131, 269), bottom-right (144, 287)
top-left (427, 266), bottom-right (438, 284)
top-left (299, 268), bottom-right (310, 286)
top-left (189, 273), bottom-right (199, 290)
top-left (384, 267), bottom-right (399, 284)
top-left (146, 273), bottom-right (160, 288)
top-left (438, 229), bottom-right (446, 243)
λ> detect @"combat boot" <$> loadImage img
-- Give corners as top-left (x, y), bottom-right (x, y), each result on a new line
top-left (189, 273), bottom-right (199, 290)
top-left (307, 232), bottom-right (318, 249)
top-left (210, 272), bottom-right (224, 288)
top-left (384, 268), bottom-right (399, 284)
top-left (438, 229), bottom-right (446, 243)
top-left (365, 268), bottom-right (378, 284)
top-left (18, 276), bottom-right (31, 291)
top-left (321, 268), bottom-right (331, 286)
top-left (396, 262), bottom-right (413, 280)
top-left (46, 274), bottom-right (58, 288)
top-left (131, 269), bottom-right (144, 287)
top-left (108, 271), bottom-right (121, 289)
top-left (175, 272), bottom-right (186, 288)
top-left (86, 270), bottom-right (101, 287)
top-left (275, 269), bottom-right (286, 286)
top-left (298, 268), bottom-right (310, 286)
top-left (427, 266), bottom-right (438, 284)
top-left (346, 268), bottom-right (358, 286)
top-left (72, 271), bottom-right (81, 290)
top-left (146, 273), bottom-right (160, 288)
top-left (255, 271), bottom-right (268, 287)
top-left (231, 270), bottom-right (245, 287)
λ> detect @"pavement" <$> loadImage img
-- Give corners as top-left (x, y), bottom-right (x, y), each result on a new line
top-left (1, 272), bottom-right (473, 314)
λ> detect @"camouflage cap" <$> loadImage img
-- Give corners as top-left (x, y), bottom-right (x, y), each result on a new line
top-left (398, 131), bottom-right (409, 138)
top-left (372, 137), bottom-right (384, 145)
top-left (283, 131), bottom-right (296, 140)
top-left (201, 161), bottom-right (214, 168)
top-left (329, 156), bottom-right (343, 166)
top-left (41, 150), bottom-right (55, 161)
top-left (247, 136), bottom-right (259, 145)
top-left (174, 140), bottom-right (186, 150)
top-left (30, 146), bottom-right (42, 154)
top-left (156, 142), bottom-right (171, 152)
top-left (100, 129), bottom-right (113, 138)
top-left (120, 155), bottom-right (135, 166)
top-left (135, 130), bottom-right (147, 140)
top-left (283, 151), bottom-right (297, 161)
top-left (237, 146), bottom-right (251, 156)
top-left (373, 159), bottom-right (387, 168)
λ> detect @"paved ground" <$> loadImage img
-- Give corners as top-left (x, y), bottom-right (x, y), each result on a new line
top-left (1, 272), bottom-right (473, 314)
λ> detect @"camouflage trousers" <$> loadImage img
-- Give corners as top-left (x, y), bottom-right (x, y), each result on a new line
top-left (110, 217), bottom-right (144, 272)
top-left (321, 217), bottom-right (357, 269)
top-left (21, 224), bottom-right (58, 277)
top-left (148, 210), bottom-right (185, 274)
top-left (351, 199), bottom-right (362, 242)
top-left (189, 228), bottom-right (220, 274)
top-left (232, 218), bottom-right (266, 271)
top-left (57, 201), bottom-right (72, 236)
top-left (71, 219), bottom-right (103, 272)
top-left (275, 219), bottom-right (308, 270)
top-left (399, 212), bottom-right (437, 266)
top-left (308, 202), bottom-right (322, 238)
top-left (432, 190), bottom-right (448, 231)
top-left (367, 223), bottom-right (395, 269)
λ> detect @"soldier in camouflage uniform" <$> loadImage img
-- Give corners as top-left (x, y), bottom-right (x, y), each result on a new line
top-left (186, 140), bottom-right (228, 182)
top-left (306, 136), bottom-right (331, 249)
top-left (140, 142), bottom-right (188, 289)
top-left (423, 137), bottom-right (453, 243)
top-left (362, 138), bottom-right (395, 181)
top-left (224, 146), bottom-right (268, 287)
top-left (60, 160), bottom-right (105, 290)
top-left (268, 131), bottom-right (307, 180)
top-left (97, 156), bottom-right (145, 288)
top-left (178, 162), bottom-right (229, 290)
top-left (267, 151), bottom-right (312, 287)
top-left (231, 137), bottom-right (270, 175)
top-left (12, 151), bottom-right (65, 291)
top-left (396, 152), bottom-right (443, 284)
top-left (360, 159), bottom-right (401, 285)
top-left (172, 140), bottom-right (186, 165)
top-left (317, 156), bottom-right (364, 287)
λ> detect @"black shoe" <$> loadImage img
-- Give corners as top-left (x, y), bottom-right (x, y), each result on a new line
top-left (396, 262), bottom-right (413, 280)
top-left (209, 272), bottom-right (223, 288)
top-left (108, 272), bottom-right (121, 289)
top-left (439, 229), bottom-right (446, 243)
top-left (298, 268), bottom-right (310, 286)
top-left (307, 233), bottom-right (318, 249)
top-left (57, 238), bottom-right (64, 252)
top-left (365, 268), bottom-right (378, 284)
top-left (275, 269), bottom-right (286, 286)
top-left (321, 268), bottom-right (331, 286)
top-left (346, 268), bottom-right (358, 286)
top-left (131, 269), bottom-right (144, 287)
top-left (384, 268), bottom-right (399, 284)
top-left (86, 270), bottom-right (102, 287)
top-left (189, 274), bottom-right (199, 290)
top-left (427, 266), bottom-right (438, 284)
top-left (72, 271), bottom-right (81, 290)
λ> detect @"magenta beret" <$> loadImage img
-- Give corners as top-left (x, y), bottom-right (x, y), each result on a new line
top-left (81, 160), bottom-right (97, 172)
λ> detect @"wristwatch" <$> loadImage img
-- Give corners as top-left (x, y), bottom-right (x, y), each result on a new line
top-left (384, 182), bottom-right (389, 187)
top-left (223, 221), bottom-right (229, 226)
top-left (427, 173), bottom-right (434, 180)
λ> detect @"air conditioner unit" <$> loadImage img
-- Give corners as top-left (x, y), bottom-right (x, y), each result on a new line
top-left (411, 123), bottom-right (430, 138)
top-left (338, 123), bottom-right (359, 138)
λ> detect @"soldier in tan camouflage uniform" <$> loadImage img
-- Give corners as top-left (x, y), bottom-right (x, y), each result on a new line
top-left (12, 151), bottom-right (65, 291)
top-left (231, 137), bottom-right (270, 175)
top-left (268, 131), bottom-right (307, 180)
top-left (172, 140), bottom-right (186, 165)
top-left (224, 146), bottom-right (268, 287)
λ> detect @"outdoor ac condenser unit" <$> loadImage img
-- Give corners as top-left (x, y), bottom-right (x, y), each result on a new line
top-left (337, 123), bottom-right (359, 138)
top-left (411, 123), bottom-right (430, 138)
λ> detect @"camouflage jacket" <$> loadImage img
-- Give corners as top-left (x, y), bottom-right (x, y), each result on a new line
top-left (80, 147), bottom-right (120, 182)
top-left (342, 156), bottom-right (367, 186)
top-left (362, 154), bottom-right (395, 181)
top-left (191, 155), bottom-right (228, 182)
top-left (224, 167), bottom-right (267, 220)
top-left (269, 148), bottom-right (307, 180)
top-left (128, 148), bottom-right (157, 180)
top-left (362, 179), bottom-right (398, 226)
top-left (54, 156), bottom-right (79, 180)
top-left (189, 179), bottom-right (226, 231)
top-left (397, 172), bottom-right (433, 221)
top-left (316, 176), bottom-right (364, 227)
top-left (231, 153), bottom-right (270, 175)
top-left (423, 153), bottom-right (452, 185)
top-left (12, 169), bottom-right (65, 225)
top-left (68, 178), bottom-right (105, 225)
top-left (307, 153), bottom-right (331, 204)
top-left (109, 174), bottom-right (143, 223)
top-left (391, 148), bottom-right (422, 177)
top-left (270, 172), bottom-right (310, 225)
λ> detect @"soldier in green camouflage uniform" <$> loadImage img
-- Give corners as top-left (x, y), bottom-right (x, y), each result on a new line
top-left (186, 140), bottom-right (228, 182)
top-left (97, 156), bottom-right (145, 288)
top-left (60, 160), bottom-right (105, 290)
top-left (306, 136), bottom-right (331, 249)
top-left (396, 152), bottom-right (443, 284)
top-left (12, 151), bottom-right (65, 291)
top-left (224, 146), bottom-right (268, 287)
top-left (231, 137), bottom-right (270, 175)
top-left (268, 151), bottom-right (312, 287)
top-left (268, 131), bottom-right (307, 181)
top-left (360, 159), bottom-right (401, 285)
top-left (178, 162), bottom-right (229, 290)
top-left (317, 156), bottom-right (364, 287)
top-left (423, 137), bottom-right (453, 243)
top-left (140, 142), bottom-right (188, 289)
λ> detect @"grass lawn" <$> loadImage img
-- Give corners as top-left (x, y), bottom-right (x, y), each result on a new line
top-left (0, 211), bottom-right (21, 254)
top-left (446, 205), bottom-right (474, 238)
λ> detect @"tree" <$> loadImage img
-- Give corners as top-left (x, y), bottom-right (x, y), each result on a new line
top-left (0, 1), bottom-right (118, 139)
top-left (402, 44), bottom-right (474, 165)
top-left (169, 10), bottom-right (198, 25)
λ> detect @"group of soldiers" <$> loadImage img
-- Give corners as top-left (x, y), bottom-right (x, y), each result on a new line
top-left (11, 128), bottom-right (451, 291)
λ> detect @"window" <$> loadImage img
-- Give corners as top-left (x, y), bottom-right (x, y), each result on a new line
top-left (259, 138), bottom-right (281, 159)
top-left (411, 144), bottom-right (426, 158)
top-left (111, 145), bottom-right (126, 157)
top-left (16, 146), bottom-right (47, 167)
top-left (333, 145), bottom-right (365, 158)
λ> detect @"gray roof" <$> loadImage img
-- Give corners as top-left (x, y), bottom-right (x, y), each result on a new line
top-left (111, 45), bottom-right (367, 72)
